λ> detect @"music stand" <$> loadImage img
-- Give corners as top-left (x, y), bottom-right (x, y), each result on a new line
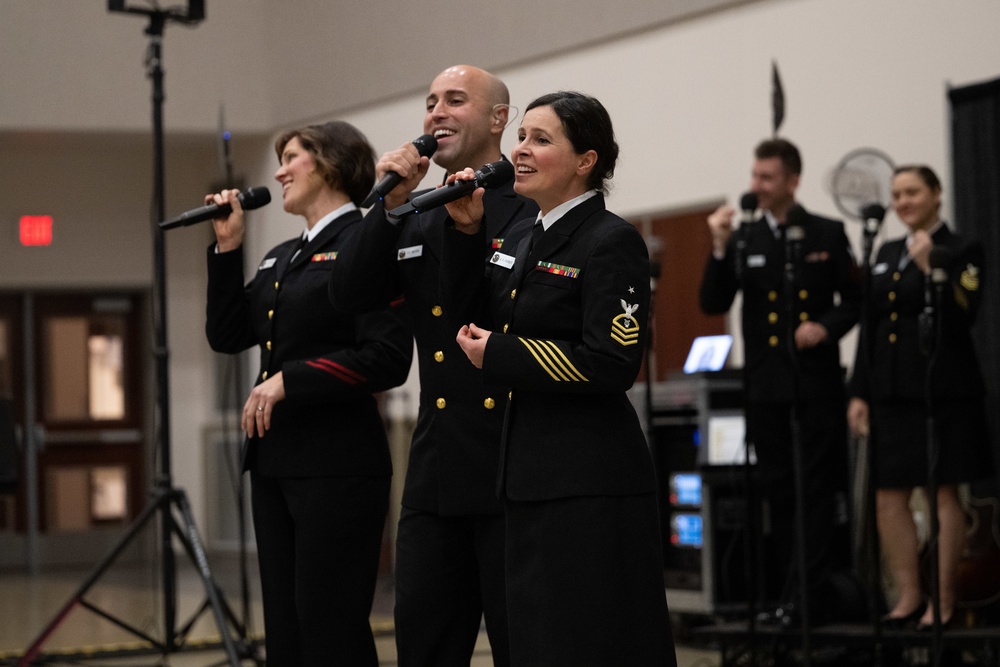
top-left (17, 3), bottom-right (257, 665)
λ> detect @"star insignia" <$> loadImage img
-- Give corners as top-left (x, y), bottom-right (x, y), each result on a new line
top-left (628, 286), bottom-right (635, 294)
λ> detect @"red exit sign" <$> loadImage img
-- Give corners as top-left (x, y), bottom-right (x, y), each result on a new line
top-left (20, 215), bottom-right (53, 246)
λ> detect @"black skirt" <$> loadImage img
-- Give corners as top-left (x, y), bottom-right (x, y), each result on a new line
top-left (504, 494), bottom-right (677, 667)
top-left (871, 399), bottom-right (993, 488)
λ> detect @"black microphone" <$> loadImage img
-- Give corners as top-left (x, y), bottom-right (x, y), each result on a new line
top-left (929, 246), bottom-right (952, 284)
top-left (784, 204), bottom-right (807, 246)
top-left (388, 160), bottom-right (515, 219)
top-left (361, 134), bottom-right (438, 208)
top-left (160, 186), bottom-right (272, 230)
top-left (739, 192), bottom-right (759, 224)
top-left (920, 246), bottom-right (952, 355)
top-left (783, 204), bottom-right (806, 281)
top-left (734, 192), bottom-right (757, 282)
top-left (860, 203), bottom-right (886, 237)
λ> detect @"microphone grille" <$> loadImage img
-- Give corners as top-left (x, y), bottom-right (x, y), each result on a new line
top-left (860, 203), bottom-right (886, 222)
top-left (476, 160), bottom-right (514, 189)
top-left (929, 246), bottom-right (953, 270)
top-left (740, 192), bottom-right (758, 212)
top-left (239, 186), bottom-right (272, 211)
top-left (413, 134), bottom-right (438, 158)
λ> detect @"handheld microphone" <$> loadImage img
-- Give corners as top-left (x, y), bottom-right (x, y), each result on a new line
top-left (361, 134), bottom-right (438, 208)
top-left (388, 160), bottom-right (515, 219)
top-left (739, 192), bottom-right (759, 224)
top-left (734, 193), bottom-right (757, 282)
top-left (860, 203), bottom-right (886, 237)
top-left (160, 186), bottom-right (271, 230)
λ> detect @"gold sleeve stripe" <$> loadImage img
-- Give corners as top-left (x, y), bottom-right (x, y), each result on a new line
top-left (537, 339), bottom-right (589, 381)
top-left (518, 337), bottom-right (589, 382)
top-left (519, 338), bottom-right (564, 381)
top-left (529, 340), bottom-right (578, 382)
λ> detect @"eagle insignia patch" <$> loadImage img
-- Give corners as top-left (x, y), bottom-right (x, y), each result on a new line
top-left (612, 299), bottom-right (640, 346)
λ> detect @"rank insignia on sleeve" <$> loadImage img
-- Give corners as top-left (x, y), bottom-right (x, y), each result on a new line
top-left (517, 337), bottom-right (589, 382)
top-left (535, 261), bottom-right (580, 278)
top-left (960, 264), bottom-right (979, 292)
top-left (611, 299), bottom-right (640, 347)
top-left (311, 252), bottom-right (337, 262)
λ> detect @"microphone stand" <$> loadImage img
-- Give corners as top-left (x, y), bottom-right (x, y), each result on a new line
top-left (218, 118), bottom-right (262, 666)
top-left (733, 219), bottom-right (761, 667)
top-left (783, 223), bottom-right (812, 667)
top-left (17, 8), bottom-right (247, 665)
top-left (857, 213), bottom-right (885, 665)
top-left (920, 262), bottom-right (946, 666)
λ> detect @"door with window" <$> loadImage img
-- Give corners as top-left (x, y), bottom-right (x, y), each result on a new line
top-left (0, 291), bottom-right (146, 568)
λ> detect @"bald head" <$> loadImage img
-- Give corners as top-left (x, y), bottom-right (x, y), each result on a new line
top-left (424, 65), bottom-right (510, 173)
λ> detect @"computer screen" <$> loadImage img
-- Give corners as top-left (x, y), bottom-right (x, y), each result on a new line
top-left (682, 335), bottom-right (733, 374)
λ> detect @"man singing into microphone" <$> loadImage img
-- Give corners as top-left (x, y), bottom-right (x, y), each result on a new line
top-left (699, 138), bottom-right (861, 627)
top-left (329, 65), bottom-right (537, 667)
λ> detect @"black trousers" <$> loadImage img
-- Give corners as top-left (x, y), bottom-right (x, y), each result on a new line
top-left (394, 508), bottom-right (508, 667)
top-left (250, 473), bottom-right (390, 667)
top-left (746, 396), bottom-right (849, 605)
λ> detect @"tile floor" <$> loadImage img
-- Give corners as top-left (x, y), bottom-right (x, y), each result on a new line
top-left (0, 554), bottom-right (720, 666)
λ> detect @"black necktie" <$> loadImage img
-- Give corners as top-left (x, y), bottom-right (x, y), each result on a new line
top-left (290, 234), bottom-right (307, 261)
top-left (528, 221), bottom-right (544, 254)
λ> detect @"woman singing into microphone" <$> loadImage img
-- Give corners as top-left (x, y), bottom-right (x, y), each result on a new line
top-left (204, 121), bottom-right (411, 665)
top-left (848, 164), bottom-right (991, 629)
top-left (440, 91), bottom-right (676, 665)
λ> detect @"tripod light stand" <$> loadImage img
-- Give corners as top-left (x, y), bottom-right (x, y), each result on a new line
top-left (17, 3), bottom-right (257, 664)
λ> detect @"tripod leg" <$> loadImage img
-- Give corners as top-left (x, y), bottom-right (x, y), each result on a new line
top-left (16, 489), bottom-right (172, 666)
top-left (172, 490), bottom-right (243, 667)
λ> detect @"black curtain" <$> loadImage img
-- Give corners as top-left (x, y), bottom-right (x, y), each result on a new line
top-left (949, 75), bottom-right (1000, 492)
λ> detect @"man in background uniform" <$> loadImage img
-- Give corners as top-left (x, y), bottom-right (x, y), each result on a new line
top-left (700, 138), bottom-right (861, 626)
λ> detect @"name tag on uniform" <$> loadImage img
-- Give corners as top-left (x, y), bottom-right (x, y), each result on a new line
top-left (872, 262), bottom-right (889, 275)
top-left (397, 245), bottom-right (423, 260)
top-left (747, 254), bottom-right (766, 268)
top-left (490, 252), bottom-right (516, 269)
top-left (258, 257), bottom-right (277, 270)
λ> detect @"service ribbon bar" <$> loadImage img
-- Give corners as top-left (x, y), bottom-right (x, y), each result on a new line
top-left (311, 252), bottom-right (338, 262)
top-left (535, 261), bottom-right (580, 278)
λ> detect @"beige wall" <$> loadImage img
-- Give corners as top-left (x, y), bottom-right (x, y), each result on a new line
top-left (2, 0), bottom-right (998, 535)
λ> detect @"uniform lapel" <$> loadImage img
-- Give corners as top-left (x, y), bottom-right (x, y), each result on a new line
top-left (514, 194), bottom-right (603, 287)
top-left (282, 209), bottom-right (362, 276)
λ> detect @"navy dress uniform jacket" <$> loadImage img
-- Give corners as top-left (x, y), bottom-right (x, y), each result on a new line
top-left (849, 224), bottom-right (985, 403)
top-left (329, 180), bottom-right (537, 514)
top-left (205, 208), bottom-right (412, 478)
top-left (441, 193), bottom-right (656, 501)
top-left (441, 194), bottom-right (677, 667)
top-left (700, 207), bottom-right (861, 402)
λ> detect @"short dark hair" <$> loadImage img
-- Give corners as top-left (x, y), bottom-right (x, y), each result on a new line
top-left (754, 138), bottom-right (802, 176)
top-left (893, 164), bottom-right (942, 192)
top-left (274, 121), bottom-right (376, 206)
top-left (525, 91), bottom-right (619, 194)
